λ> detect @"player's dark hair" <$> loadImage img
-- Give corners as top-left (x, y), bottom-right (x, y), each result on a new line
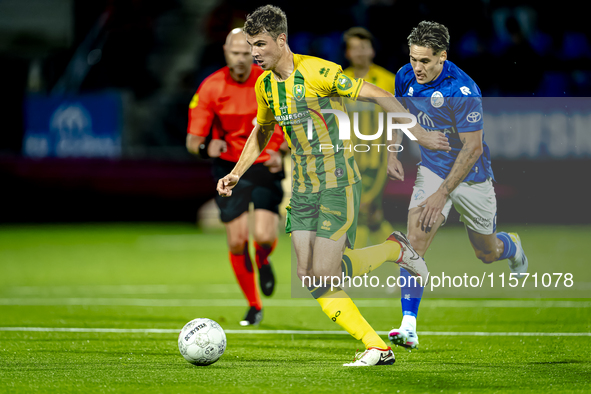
top-left (407, 21), bottom-right (450, 55)
top-left (343, 27), bottom-right (375, 48)
top-left (244, 5), bottom-right (288, 40)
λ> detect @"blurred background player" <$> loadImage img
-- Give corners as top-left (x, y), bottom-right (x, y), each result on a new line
top-left (343, 27), bottom-right (396, 248)
top-left (186, 28), bottom-right (286, 327)
top-left (217, 5), bottom-right (450, 366)
top-left (387, 21), bottom-right (529, 350)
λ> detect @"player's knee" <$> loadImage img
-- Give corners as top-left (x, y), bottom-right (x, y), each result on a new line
top-left (227, 237), bottom-right (248, 255)
top-left (228, 243), bottom-right (244, 255)
top-left (474, 249), bottom-right (495, 264)
top-left (253, 229), bottom-right (275, 246)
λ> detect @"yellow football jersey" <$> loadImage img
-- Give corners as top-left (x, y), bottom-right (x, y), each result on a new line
top-left (344, 63), bottom-right (395, 92)
top-left (255, 54), bottom-right (364, 193)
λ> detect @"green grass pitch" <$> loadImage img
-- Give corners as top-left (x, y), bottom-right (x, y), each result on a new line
top-left (1, 223), bottom-right (590, 393)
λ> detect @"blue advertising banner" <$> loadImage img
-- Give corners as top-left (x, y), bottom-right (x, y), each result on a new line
top-left (401, 97), bottom-right (591, 160)
top-left (23, 92), bottom-right (122, 158)
top-left (483, 97), bottom-right (591, 159)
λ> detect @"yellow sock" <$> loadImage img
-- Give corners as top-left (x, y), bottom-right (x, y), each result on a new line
top-left (341, 240), bottom-right (401, 278)
top-left (316, 289), bottom-right (388, 349)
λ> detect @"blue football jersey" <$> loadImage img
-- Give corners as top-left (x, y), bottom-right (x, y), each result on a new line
top-left (395, 60), bottom-right (494, 182)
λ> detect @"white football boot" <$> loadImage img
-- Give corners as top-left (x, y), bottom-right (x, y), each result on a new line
top-left (389, 326), bottom-right (419, 351)
top-left (343, 347), bottom-right (395, 366)
top-left (387, 231), bottom-right (429, 286)
top-left (389, 315), bottom-right (419, 351)
top-left (507, 232), bottom-right (528, 279)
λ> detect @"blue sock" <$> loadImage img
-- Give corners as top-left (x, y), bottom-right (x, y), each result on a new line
top-left (496, 232), bottom-right (517, 260)
top-left (400, 267), bottom-right (424, 318)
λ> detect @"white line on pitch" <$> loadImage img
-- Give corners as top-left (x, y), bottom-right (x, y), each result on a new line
top-left (0, 327), bottom-right (589, 336)
top-left (2, 284), bottom-right (242, 296)
top-left (0, 298), bottom-right (590, 308)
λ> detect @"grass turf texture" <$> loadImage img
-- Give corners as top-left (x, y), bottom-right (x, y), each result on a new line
top-left (1, 223), bottom-right (590, 393)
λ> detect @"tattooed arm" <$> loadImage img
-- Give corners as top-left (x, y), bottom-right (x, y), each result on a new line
top-left (417, 130), bottom-right (484, 230)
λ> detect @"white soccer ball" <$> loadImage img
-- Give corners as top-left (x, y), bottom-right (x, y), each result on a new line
top-left (178, 318), bottom-right (226, 366)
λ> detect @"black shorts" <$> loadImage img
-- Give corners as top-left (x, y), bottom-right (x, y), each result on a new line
top-left (213, 158), bottom-right (285, 223)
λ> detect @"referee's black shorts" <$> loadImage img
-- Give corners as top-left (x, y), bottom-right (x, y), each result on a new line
top-left (213, 158), bottom-right (285, 223)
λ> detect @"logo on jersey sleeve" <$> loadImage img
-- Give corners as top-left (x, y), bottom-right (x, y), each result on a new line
top-left (460, 86), bottom-right (472, 95)
top-left (466, 112), bottom-right (482, 123)
top-left (337, 75), bottom-right (353, 90)
top-left (319, 67), bottom-right (330, 77)
top-left (189, 93), bottom-right (199, 109)
top-left (408, 87), bottom-right (414, 96)
top-left (431, 91), bottom-right (444, 108)
top-left (293, 84), bottom-right (306, 101)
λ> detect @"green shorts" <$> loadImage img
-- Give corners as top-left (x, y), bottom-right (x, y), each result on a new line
top-left (285, 182), bottom-right (361, 247)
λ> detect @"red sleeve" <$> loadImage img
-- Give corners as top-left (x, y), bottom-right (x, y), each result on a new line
top-left (264, 124), bottom-right (285, 152)
top-left (187, 78), bottom-right (217, 137)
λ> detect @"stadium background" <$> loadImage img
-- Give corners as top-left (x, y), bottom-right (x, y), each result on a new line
top-left (1, 2), bottom-right (590, 391)
top-left (0, 0), bottom-right (589, 225)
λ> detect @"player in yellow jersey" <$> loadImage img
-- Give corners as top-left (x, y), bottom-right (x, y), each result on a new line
top-left (343, 27), bottom-right (396, 248)
top-left (216, 5), bottom-right (450, 366)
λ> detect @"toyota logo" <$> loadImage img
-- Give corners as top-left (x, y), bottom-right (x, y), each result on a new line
top-left (466, 112), bottom-right (482, 123)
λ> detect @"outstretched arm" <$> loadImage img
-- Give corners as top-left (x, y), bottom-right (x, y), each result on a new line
top-left (358, 82), bottom-right (450, 152)
top-left (216, 123), bottom-right (275, 196)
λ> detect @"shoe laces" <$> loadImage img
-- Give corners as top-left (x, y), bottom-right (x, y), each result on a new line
top-left (352, 348), bottom-right (368, 362)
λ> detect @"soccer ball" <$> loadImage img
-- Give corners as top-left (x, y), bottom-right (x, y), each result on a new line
top-left (178, 318), bottom-right (226, 366)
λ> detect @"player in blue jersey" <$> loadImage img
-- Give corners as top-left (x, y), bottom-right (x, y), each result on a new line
top-left (386, 21), bottom-right (529, 350)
